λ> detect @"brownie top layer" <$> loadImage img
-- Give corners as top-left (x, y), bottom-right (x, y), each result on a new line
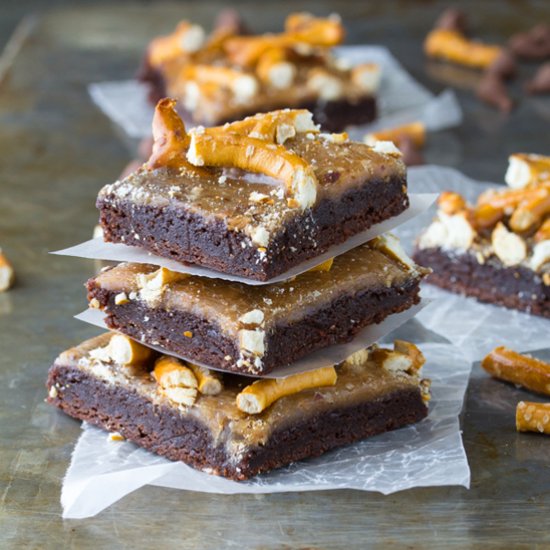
top-left (98, 132), bottom-right (406, 249)
top-left (53, 332), bottom-right (428, 460)
top-left (145, 13), bottom-right (381, 125)
top-left (89, 236), bottom-right (426, 336)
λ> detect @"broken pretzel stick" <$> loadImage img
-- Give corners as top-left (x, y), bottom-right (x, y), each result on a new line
top-left (109, 334), bottom-right (155, 367)
top-left (225, 14), bottom-right (343, 66)
top-left (236, 365), bottom-right (337, 414)
top-left (256, 48), bottom-right (296, 89)
top-left (505, 153), bottom-right (550, 189)
top-left (187, 131), bottom-right (317, 209)
top-left (516, 401), bottom-right (550, 435)
top-left (137, 266), bottom-right (188, 292)
top-left (148, 21), bottom-right (205, 68)
top-left (364, 122), bottom-right (426, 149)
top-left (222, 109), bottom-right (318, 144)
top-left (181, 64), bottom-right (259, 102)
top-left (0, 249), bottom-right (15, 292)
top-left (424, 29), bottom-right (502, 69)
top-left (187, 363), bottom-right (223, 395)
top-left (509, 187), bottom-right (550, 233)
top-left (437, 191), bottom-right (467, 215)
top-left (535, 218), bottom-right (550, 242)
top-left (153, 355), bottom-right (198, 406)
top-left (482, 347), bottom-right (550, 396)
top-left (370, 340), bottom-right (426, 376)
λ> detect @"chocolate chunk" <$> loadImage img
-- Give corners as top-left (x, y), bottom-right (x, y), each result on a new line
top-left (486, 49), bottom-right (518, 79)
top-left (434, 8), bottom-right (468, 34)
top-left (477, 72), bottom-right (514, 112)
top-left (526, 62), bottom-right (550, 94)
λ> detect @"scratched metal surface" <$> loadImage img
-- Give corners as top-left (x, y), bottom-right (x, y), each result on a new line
top-left (1, 1), bottom-right (550, 548)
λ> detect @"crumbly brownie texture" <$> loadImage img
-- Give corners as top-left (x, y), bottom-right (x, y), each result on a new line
top-left (139, 14), bottom-right (380, 130)
top-left (413, 247), bottom-right (550, 318)
top-left (97, 134), bottom-right (408, 281)
top-left (87, 243), bottom-right (426, 374)
top-left (47, 334), bottom-right (428, 480)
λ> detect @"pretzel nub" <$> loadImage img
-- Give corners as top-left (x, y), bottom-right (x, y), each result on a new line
top-left (516, 401), bottom-right (550, 434)
top-left (482, 346), bottom-right (550, 396)
top-left (147, 98), bottom-right (191, 170)
top-left (424, 29), bottom-right (502, 69)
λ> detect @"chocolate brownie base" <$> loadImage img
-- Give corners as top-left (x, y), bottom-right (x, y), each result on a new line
top-left (414, 247), bottom-right (550, 318)
top-left (47, 364), bottom-right (427, 480)
top-left (138, 64), bottom-right (377, 132)
top-left (98, 175), bottom-right (408, 281)
top-left (87, 278), bottom-right (422, 374)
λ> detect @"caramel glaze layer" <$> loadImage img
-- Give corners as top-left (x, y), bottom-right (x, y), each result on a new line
top-left (97, 134), bottom-right (406, 245)
top-left (90, 241), bottom-right (423, 338)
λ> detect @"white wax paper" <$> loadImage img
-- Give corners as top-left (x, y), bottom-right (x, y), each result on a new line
top-left (74, 300), bottom-right (428, 379)
top-left (393, 165), bottom-right (550, 362)
top-left (88, 45), bottom-right (461, 139)
top-left (52, 193), bottom-right (437, 286)
top-left (60, 342), bottom-right (471, 519)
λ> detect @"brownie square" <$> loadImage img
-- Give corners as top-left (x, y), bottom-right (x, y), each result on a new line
top-left (47, 333), bottom-right (429, 480)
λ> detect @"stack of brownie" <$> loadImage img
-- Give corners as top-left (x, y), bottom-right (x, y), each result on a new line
top-left (47, 103), bottom-right (432, 480)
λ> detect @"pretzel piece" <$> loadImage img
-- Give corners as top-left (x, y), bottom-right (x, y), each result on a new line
top-left (505, 153), bottom-right (550, 189)
top-left (424, 29), bottom-right (502, 69)
top-left (472, 203), bottom-right (504, 230)
top-left (187, 131), bottom-right (317, 209)
top-left (148, 21), bottom-right (205, 67)
top-left (370, 341), bottom-right (426, 376)
top-left (153, 356), bottom-right (198, 406)
top-left (236, 365), bottom-right (337, 414)
top-left (181, 65), bottom-right (259, 102)
top-left (109, 334), bottom-right (155, 367)
top-left (437, 191), bottom-right (466, 215)
top-left (535, 218), bottom-right (550, 242)
top-left (256, 48), bottom-right (296, 89)
top-left (147, 98), bottom-right (191, 171)
top-left (222, 109), bottom-right (318, 144)
top-left (187, 363), bottom-right (223, 395)
top-left (365, 122), bottom-right (426, 149)
top-left (516, 401), bottom-right (550, 434)
top-left (224, 14), bottom-right (344, 66)
top-left (509, 187), bottom-right (550, 233)
top-left (481, 346), bottom-right (550, 396)
top-left (491, 222), bottom-right (527, 266)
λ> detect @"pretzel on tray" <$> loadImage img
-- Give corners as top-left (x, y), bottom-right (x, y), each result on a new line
top-left (482, 346), bottom-right (550, 396)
